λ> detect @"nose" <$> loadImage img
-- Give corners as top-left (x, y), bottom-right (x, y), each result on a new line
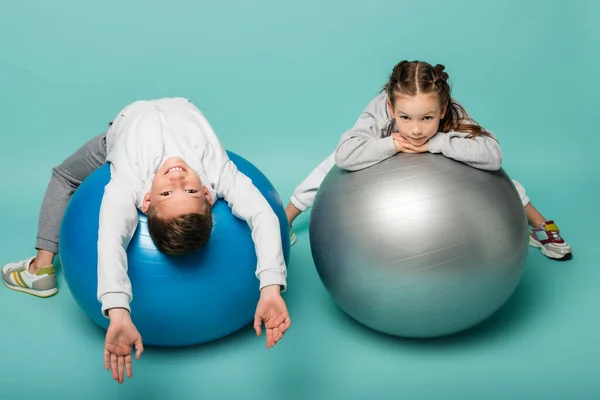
top-left (410, 122), bottom-right (423, 137)
top-left (168, 174), bottom-right (185, 184)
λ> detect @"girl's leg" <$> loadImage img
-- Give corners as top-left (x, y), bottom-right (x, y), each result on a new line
top-left (512, 180), bottom-right (572, 260)
top-left (286, 152), bottom-right (336, 244)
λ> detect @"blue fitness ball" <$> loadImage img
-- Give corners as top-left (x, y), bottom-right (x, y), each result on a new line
top-left (59, 151), bottom-right (290, 347)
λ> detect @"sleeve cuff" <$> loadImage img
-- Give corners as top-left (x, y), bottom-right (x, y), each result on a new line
top-left (35, 238), bottom-right (59, 254)
top-left (100, 293), bottom-right (131, 318)
top-left (258, 270), bottom-right (287, 292)
top-left (427, 132), bottom-right (444, 153)
top-left (378, 136), bottom-right (397, 158)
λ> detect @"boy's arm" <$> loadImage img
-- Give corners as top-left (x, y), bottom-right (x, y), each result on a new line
top-left (334, 92), bottom-right (397, 171)
top-left (97, 176), bottom-right (140, 317)
top-left (184, 101), bottom-right (287, 291)
top-left (217, 159), bottom-right (287, 290)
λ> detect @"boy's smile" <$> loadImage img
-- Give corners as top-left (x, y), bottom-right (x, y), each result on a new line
top-left (142, 157), bottom-right (214, 218)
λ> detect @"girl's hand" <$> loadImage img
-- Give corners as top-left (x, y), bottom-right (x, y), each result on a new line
top-left (392, 133), bottom-right (429, 153)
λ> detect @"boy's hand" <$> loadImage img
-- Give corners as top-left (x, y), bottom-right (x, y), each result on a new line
top-left (392, 133), bottom-right (429, 153)
top-left (254, 285), bottom-right (291, 348)
top-left (104, 308), bottom-right (144, 384)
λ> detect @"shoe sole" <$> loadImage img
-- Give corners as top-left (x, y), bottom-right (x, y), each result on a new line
top-left (2, 279), bottom-right (58, 298)
top-left (529, 236), bottom-right (571, 260)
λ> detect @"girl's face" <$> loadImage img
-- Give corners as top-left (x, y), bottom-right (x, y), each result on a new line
top-left (388, 93), bottom-right (446, 147)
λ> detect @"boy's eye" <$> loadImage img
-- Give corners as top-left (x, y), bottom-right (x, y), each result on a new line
top-left (161, 191), bottom-right (171, 196)
top-left (187, 189), bottom-right (198, 194)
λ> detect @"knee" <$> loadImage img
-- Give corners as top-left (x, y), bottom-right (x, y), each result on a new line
top-left (51, 166), bottom-right (81, 189)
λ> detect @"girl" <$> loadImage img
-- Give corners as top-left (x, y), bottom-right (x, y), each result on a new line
top-left (285, 60), bottom-right (571, 260)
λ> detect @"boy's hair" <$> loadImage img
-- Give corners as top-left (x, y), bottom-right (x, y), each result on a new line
top-left (383, 60), bottom-right (490, 139)
top-left (146, 201), bottom-right (213, 255)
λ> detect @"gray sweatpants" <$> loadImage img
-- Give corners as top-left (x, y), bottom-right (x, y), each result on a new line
top-left (36, 133), bottom-right (108, 254)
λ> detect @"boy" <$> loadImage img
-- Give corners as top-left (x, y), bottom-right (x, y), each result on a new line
top-left (3, 98), bottom-right (291, 383)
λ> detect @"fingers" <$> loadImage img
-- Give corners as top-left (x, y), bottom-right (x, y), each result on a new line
top-left (266, 326), bottom-right (274, 348)
top-left (392, 134), bottom-right (404, 151)
top-left (400, 142), bottom-right (417, 153)
top-left (265, 315), bottom-right (292, 348)
top-left (273, 318), bottom-right (290, 345)
top-left (111, 353), bottom-right (119, 381)
top-left (271, 327), bottom-right (280, 347)
top-left (266, 326), bottom-right (284, 348)
top-left (392, 137), bottom-right (415, 153)
top-left (392, 134), bottom-right (427, 153)
top-left (107, 348), bottom-right (138, 383)
top-left (104, 349), bottom-right (110, 370)
top-left (392, 133), bottom-right (408, 143)
top-left (125, 355), bottom-right (133, 379)
top-left (135, 339), bottom-right (144, 360)
top-left (118, 355), bottom-right (125, 384)
top-left (253, 314), bottom-right (263, 337)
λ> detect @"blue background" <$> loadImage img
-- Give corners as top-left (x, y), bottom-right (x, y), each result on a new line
top-left (1, 0), bottom-right (597, 398)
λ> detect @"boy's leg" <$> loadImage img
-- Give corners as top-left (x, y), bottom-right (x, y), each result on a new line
top-left (2, 132), bottom-right (108, 297)
top-left (286, 152), bottom-right (336, 245)
top-left (512, 180), bottom-right (572, 260)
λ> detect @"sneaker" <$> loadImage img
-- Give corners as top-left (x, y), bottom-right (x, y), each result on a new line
top-left (2, 256), bottom-right (58, 297)
top-left (529, 221), bottom-right (572, 260)
top-left (289, 226), bottom-right (297, 246)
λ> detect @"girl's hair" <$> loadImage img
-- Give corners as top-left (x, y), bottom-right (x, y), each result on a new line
top-left (383, 60), bottom-right (489, 138)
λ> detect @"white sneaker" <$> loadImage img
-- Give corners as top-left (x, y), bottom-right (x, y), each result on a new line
top-left (529, 220), bottom-right (572, 260)
top-left (2, 256), bottom-right (58, 297)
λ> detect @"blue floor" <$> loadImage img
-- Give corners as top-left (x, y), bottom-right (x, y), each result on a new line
top-left (1, 1), bottom-right (597, 399)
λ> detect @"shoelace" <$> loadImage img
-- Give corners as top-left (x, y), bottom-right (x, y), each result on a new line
top-left (5, 261), bottom-right (28, 273)
top-left (545, 227), bottom-right (561, 241)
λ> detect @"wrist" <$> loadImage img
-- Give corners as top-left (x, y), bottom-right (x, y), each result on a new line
top-left (108, 308), bottom-right (131, 321)
top-left (380, 135), bottom-right (399, 156)
top-left (260, 284), bottom-right (282, 296)
top-left (392, 138), bottom-right (402, 153)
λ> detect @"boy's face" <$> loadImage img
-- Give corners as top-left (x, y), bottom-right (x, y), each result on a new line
top-left (388, 93), bottom-right (446, 146)
top-left (142, 157), bottom-right (213, 219)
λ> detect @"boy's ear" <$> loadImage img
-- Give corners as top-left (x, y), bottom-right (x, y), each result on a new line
top-left (204, 186), bottom-right (214, 206)
top-left (142, 192), bottom-right (151, 214)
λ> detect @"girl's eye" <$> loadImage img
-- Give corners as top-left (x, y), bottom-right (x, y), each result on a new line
top-left (400, 116), bottom-right (410, 120)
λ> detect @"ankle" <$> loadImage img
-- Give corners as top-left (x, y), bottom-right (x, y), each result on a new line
top-left (285, 203), bottom-right (302, 225)
top-left (529, 217), bottom-right (548, 229)
top-left (29, 250), bottom-right (55, 274)
top-left (28, 259), bottom-right (40, 274)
